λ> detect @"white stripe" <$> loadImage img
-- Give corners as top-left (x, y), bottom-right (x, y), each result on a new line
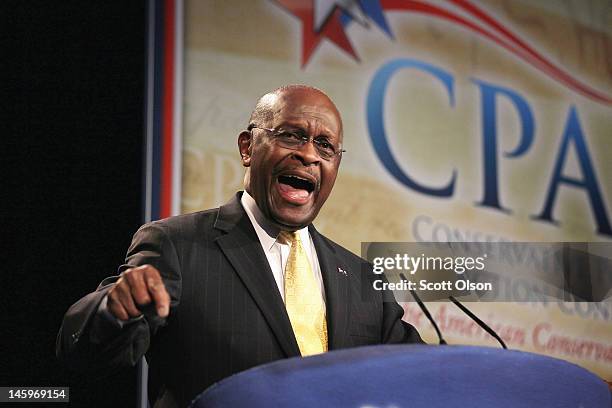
top-left (171, 0), bottom-right (184, 216)
top-left (144, 0), bottom-right (156, 223)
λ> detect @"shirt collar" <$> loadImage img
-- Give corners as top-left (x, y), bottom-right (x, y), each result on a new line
top-left (240, 191), bottom-right (310, 252)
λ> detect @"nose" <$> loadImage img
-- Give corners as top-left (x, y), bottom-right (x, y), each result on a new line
top-left (292, 139), bottom-right (321, 165)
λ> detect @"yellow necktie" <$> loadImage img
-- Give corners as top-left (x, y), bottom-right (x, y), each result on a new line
top-left (281, 231), bottom-right (328, 356)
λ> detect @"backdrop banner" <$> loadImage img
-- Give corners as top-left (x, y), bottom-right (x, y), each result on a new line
top-left (180, 0), bottom-right (612, 379)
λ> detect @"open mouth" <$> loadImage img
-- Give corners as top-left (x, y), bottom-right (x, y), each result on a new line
top-left (278, 175), bottom-right (315, 193)
top-left (276, 174), bottom-right (316, 204)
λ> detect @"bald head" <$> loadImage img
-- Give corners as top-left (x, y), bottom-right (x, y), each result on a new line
top-left (249, 85), bottom-right (343, 137)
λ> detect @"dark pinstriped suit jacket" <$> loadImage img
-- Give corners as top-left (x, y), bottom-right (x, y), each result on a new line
top-left (57, 192), bottom-right (422, 407)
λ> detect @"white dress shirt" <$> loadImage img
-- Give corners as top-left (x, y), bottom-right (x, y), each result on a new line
top-left (240, 191), bottom-right (326, 304)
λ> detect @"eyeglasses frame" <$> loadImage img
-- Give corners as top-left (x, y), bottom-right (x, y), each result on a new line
top-left (248, 124), bottom-right (345, 161)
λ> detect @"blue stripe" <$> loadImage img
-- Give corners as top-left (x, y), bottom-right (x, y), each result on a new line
top-left (150, 0), bottom-right (165, 221)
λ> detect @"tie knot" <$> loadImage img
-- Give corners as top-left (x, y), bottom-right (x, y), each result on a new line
top-left (278, 230), bottom-right (300, 245)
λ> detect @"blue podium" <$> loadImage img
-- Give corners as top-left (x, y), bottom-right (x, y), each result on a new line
top-left (190, 345), bottom-right (610, 408)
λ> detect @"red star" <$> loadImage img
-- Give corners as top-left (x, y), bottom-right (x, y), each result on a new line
top-left (275, 0), bottom-right (359, 67)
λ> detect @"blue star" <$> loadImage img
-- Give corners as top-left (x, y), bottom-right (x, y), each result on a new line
top-left (340, 0), bottom-right (394, 39)
top-left (359, 0), bottom-right (394, 39)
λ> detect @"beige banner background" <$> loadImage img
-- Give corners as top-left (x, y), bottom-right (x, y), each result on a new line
top-left (181, 0), bottom-right (612, 378)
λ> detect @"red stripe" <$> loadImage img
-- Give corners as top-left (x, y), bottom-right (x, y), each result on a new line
top-left (449, 0), bottom-right (612, 105)
top-left (380, 0), bottom-right (612, 105)
top-left (160, 0), bottom-right (175, 218)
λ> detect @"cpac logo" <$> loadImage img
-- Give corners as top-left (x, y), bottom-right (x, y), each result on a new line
top-left (367, 59), bottom-right (611, 237)
top-left (276, 0), bottom-right (612, 237)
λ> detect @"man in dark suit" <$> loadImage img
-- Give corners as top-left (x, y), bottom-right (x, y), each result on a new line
top-left (57, 85), bottom-right (422, 407)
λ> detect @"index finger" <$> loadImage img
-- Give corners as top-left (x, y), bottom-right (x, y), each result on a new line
top-left (143, 266), bottom-right (171, 317)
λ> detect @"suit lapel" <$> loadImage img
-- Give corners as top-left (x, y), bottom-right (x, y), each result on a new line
top-left (214, 193), bottom-right (301, 358)
top-left (309, 225), bottom-right (351, 350)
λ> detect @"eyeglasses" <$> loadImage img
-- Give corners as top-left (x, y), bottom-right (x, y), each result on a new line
top-left (248, 125), bottom-right (345, 161)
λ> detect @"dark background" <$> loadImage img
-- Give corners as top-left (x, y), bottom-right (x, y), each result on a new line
top-left (7, 2), bottom-right (147, 406)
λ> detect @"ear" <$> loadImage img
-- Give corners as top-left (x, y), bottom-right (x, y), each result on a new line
top-left (238, 130), bottom-right (252, 167)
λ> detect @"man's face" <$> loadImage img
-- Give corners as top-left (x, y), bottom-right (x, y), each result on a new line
top-left (239, 89), bottom-right (343, 229)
